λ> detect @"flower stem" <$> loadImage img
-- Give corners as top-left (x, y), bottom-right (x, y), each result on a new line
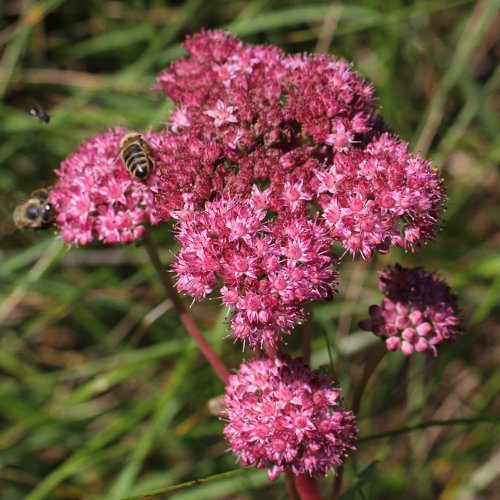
top-left (301, 304), bottom-right (314, 365)
top-left (264, 343), bottom-right (278, 358)
top-left (331, 469), bottom-right (343, 500)
top-left (294, 474), bottom-right (322, 500)
top-left (331, 342), bottom-right (386, 498)
top-left (143, 231), bottom-right (230, 384)
top-left (351, 342), bottom-right (386, 415)
top-left (285, 471), bottom-right (300, 500)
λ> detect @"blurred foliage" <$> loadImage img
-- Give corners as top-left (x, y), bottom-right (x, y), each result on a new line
top-left (0, 0), bottom-right (499, 499)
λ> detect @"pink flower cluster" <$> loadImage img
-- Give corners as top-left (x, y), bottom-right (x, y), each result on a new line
top-left (173, 193), bottom-right (337, 349)
top-left (43, 30), bottom-right (460, 483)
top-left (155, 31), bottom-right (374, 158)
top-left (223, 354), bottom-right (357, 481)
top-left (359, 264), bottom-right (463, 357)
top-left (153, 31), bottom-right (374, 215)
top-left (49, 31), bottom-right (445, 259)
top-left (316, 135), bottom-right (446, 259)
top-left (146, 130), bottom-right (226, 220)
top-left (154, 30), bottom-right (445, 257)
top-left (49, 129), bottom-right (164, 246)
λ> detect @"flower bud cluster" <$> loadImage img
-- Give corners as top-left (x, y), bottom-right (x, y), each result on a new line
top-left (223, 354), bottom-right (357, 481)
top-left (173, 193), bottom-right (337, 349)
top-left (359, 264), bottom-right (463, 356)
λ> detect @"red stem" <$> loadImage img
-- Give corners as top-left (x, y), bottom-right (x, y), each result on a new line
top-left (294, 474), bottom-right (322, 500)
top-left (143, 232), bottom-right (230, 384)
top-left (285, 471), bottom-right (300, 500)
top-left (301, 304), bottom-right (314, 365)
top-left (264, 342), bottom-right (278, 359)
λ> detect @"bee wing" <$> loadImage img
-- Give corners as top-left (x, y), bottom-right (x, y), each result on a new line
top-left (0, 194), bottom-right (23, 238)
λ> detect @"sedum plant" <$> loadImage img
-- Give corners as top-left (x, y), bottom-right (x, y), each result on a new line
top-left (35, 30), bottom-right (462, 498)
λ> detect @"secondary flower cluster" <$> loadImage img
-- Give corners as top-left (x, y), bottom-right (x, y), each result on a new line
top-left (359, 264), bottom-right (463, 357)
top-left (316, 135), bottom-right (445, 259)
top-left (223, 354), bottom-right (357, 481)
top-left (49, 129), bottom-right (164, 246)
top-left (173, 194), bottom-right (337, 349)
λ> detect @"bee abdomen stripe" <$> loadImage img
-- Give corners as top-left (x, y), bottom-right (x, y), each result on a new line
top-left (130, 163), bottom-right (149, 174)
top-left (123, 147), bottom-right (144, 162)
top-left (124, 151), bottom-right (147, 166)
top-left (127, 158), bottom-right (148, 168)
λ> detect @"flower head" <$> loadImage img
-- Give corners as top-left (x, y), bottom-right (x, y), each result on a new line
top-left (50, 129), bottom-right (165, 246)
top-left (173, 194), bottom-right (337, 349)
top-left (154, 30), bottom-right (376, 210)
top-left (359, 264), bottom-right (463, 356)
top-left (316, 135), bottom-right (446, 259)
top-left (223, 353), bottom-right (357, 481)
top-left (154, 31), bottom-right (445, 259)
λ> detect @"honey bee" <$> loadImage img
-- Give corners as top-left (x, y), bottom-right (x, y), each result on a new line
top-left (27, 104), bottom-right (50, 124)
top-left (12, 188), bottom-right (55, 230)
top-left (119, 133), bottom-right (153, 179)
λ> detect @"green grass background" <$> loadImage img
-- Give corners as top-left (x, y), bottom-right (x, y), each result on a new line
top-left (0, 0), bottom-right (498, 498)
